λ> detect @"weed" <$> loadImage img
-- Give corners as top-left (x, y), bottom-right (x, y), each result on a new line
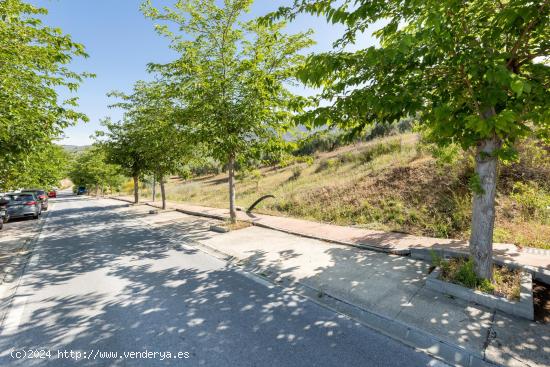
top-left (359, 140), bottom-right (402, 163)
top-left (148, 133), bottom-right (549, 249)
top-left (511, 182), bottom-right (550, 223)
top-left (437, 257), bottom-right (520, 300)
top-left (289, 166), bottom-right (302, 181)
top-left (315, 158), bottom-right (340, 173)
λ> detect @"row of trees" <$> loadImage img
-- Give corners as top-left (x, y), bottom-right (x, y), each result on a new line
top-left (8, 0), bottom-right (546, 282)
top-left (98, 0), bottom-right (548, 281)
top-left (0, 0), bottom-right (91, 191)
top-left (68, 146), bottom-right (124, 196)
top-left (96, 0), bottom-right (313, 213)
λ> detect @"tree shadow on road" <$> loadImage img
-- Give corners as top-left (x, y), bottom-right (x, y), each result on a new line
top-left (0, 198), bottom-right (436, 367)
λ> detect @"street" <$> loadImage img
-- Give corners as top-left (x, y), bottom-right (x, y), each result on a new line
top-left (0, 193), bottom-right (443, 366)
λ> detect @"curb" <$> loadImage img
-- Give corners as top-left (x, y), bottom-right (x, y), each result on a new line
top-left (110, 196), bottom-right (549, 285)
top-left (426, 268), bottom-right (534, 320)
top-left (195, 244), bottom-right (498, 367)
top-left (124, 200), bottom-right (497, 367)
top-left (0, 206), bottom-right (53, 331)
top-left (411, 248), bottom-right (550, 285)
top-left (109, 196), bottom-right (409, 256)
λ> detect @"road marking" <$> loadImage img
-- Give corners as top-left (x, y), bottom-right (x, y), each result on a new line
top-left (0, 253), bottom-right (40, 336)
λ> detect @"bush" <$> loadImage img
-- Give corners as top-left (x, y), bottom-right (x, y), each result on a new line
top-left (359, 140), bottom-right (402, 163)
top-left (289, 166), bottom-right (302, 181)
top-left (364, 117), bottom-right (414, 141)
top-left (315, 158), bottom-right (340, 173)
top-left (121, 179), bottom-right (135, 195)
top-left (278, 154), bottom-right (314, 168)
top-left (294, 130), bottom-right (346, 156)
top-left (511, 182), bottom-right (550, 223)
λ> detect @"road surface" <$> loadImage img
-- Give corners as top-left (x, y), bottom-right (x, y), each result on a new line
top-left (0, 193), bottom-right (444, 366)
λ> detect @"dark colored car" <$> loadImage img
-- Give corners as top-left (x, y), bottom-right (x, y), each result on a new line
top-left (0, 197), bottom-right (8, 230)
top-left (22, 189), bottom-right (48, 210)
top-left (4, 193), bottom-right (41, 221)
top-left (48, 190), bottom-right (57, 198)
top-left (77, 186), bottom-right (87, 195)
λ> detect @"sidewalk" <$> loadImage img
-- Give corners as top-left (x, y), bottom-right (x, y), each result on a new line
top-left (112, 196), bottom-right (549, 282)
top-left (119, 201), bottom-right (549, 367)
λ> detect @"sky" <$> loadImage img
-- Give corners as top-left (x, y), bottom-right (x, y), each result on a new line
top-left (31, 0), bottom-right (380, 146)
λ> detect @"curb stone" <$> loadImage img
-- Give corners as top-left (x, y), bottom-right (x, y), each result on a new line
top-left (411, 248), bottom-right (550, 284)
top-left (109, 196), bottom-right (410, 256)
top-left (110, 196), bottom-right (549, 285)
top-left (125, 201), bottom-right (498, 367)
top-left (426, 268), bottom-right (534, 320)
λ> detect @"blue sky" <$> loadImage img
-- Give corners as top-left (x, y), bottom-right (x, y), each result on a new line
top-left (31, 0), bottom-right (380, 146)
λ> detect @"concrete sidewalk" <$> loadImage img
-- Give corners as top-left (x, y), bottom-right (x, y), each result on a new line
top-left (112, 196), bottom-right (549, 282)
top-left (120, 201), bottom-right (549, 367)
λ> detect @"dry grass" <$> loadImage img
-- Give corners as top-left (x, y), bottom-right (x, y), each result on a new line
top-left (225, 220), bottom-right (252, 231)
top-left (135, 133), bottom-right (549, 249)
top-left (437, 257), bottom-right (521, 301)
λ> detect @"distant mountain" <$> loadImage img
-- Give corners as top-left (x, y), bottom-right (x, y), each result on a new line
top-left (61, 145), bottom-right (90, 154)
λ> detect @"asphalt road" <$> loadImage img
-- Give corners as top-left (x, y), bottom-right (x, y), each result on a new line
top-left (0, 193), bottom-right (445, 366)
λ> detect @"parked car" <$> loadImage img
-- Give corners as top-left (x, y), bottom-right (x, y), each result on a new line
top-left (48, 190), bottom-right (57, 198)
top-left (4, 193), bottom-right (41, 221)
top-left (22, 189), bottom-right (48, 210)
top-left (0, 197), bottom-right (8, 230)
top-left (77, 186), bottom-right (87, 195)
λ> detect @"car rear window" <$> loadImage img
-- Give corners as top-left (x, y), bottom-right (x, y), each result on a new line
top-left (7, 194), bottom-right (34, 201)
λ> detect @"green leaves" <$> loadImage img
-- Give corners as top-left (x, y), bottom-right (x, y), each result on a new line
top-left (276, 0), bottom-right (550, 152)
top-left (69, 146), bottom-right (124, 192)
top-left (0, 0), bottom-right (90, 190)
top-left (143, 0), bottom-right (313, 164)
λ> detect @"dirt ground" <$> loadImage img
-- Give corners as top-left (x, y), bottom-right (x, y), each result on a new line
top-left (533, 280), bottom-right (550, 323)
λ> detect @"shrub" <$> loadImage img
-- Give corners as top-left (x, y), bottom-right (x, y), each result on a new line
top-left (359, 140), bottom-right (402, 163)
top-left (511, 181), bottom-right (550, 223)
top-left (315, 158), bottom-right (340, 173)
top-left (294, 130), bottom-right (345, 156)
top-left (121, 179), bottom-right (135, 195)
top-left (289, 166), bottom-right (302, 181)
top-left (278, 154), bottom-right (315, 168)
top-left (501, 139), bottom-right (550, 190)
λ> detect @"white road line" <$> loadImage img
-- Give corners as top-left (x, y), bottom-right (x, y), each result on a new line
top-left (0, 253), bottom-right (40, 336)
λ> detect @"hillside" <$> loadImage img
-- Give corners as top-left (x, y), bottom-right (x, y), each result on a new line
top-left (61, 145), bottom-right (90, 154)
top-left (138, 133), bottom-right (550, 249)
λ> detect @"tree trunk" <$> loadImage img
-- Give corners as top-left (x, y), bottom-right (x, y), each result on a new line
top-left (469, 136), bottom-right (500, 280)
top-left (133, 175), bottom-right (139, 204)
top-left (152, 174), bottom-right (156, 202)
top-left (228, 154), bottom-right (237, 223)
top-left (160, 176), bottom-right (166, 210)
top-left (95, 185), bottom-right (99, 197)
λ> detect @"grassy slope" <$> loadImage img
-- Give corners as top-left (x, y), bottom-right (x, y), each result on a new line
top-left (140, 133), bottom-right (550, 249)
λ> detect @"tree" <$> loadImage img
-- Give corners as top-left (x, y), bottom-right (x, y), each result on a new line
top-left (109, 81), bottom-right (196, 210)
top-left (142, 0), bottom-right (314, 222)
top-left (69, 146), bottom-right (124, 195)
top-left (1, 144), bottom-right (70, 190)
top-left (271, 0), bottom-right (550, 279)
top-left (0, 0), bottom-right (91, 185)
top-left (96, 118), bottom-right (148, 204)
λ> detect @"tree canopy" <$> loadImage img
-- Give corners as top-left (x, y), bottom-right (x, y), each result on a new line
top-left (108, 81), bottom-right (197, 209)
top-left (69, 146), bottom-right (124, 194)
top-left (0, 0), bottom-right (91, 189)
top-left (270, 0), bottom-right (550, 279)
top-left (142, 0), bottom-right (314, 220)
